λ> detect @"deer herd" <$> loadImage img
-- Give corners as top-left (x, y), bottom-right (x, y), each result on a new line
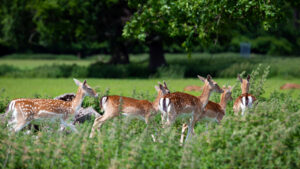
top-left (5, 74), bottom-right (257, 143)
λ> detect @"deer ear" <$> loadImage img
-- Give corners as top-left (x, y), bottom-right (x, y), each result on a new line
top-left (247, 75), bottom-right (251, 82)
top-left (155, 85), bottom-right (160, 92)
top-left (163, 80), bottom-right (168, 89)
top-left (83, 80), bottom-right (87, 86)
top-left (73, 78), bottom-right (81, 86)
top-left (207, 74), bottom-right (213, 82)
top-left (237, 74), bottom-right (243, 83)
top-left (198, 75), bottom-right (206, 82)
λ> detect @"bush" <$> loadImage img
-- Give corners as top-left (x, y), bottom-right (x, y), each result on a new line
top-left (0, 75), bottom-right (299, 168)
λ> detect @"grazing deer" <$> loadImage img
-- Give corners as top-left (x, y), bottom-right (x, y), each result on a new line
top-left (180, 86), bottom-right (233, 143)
top-left (184, 85), bottom-right (203, 92)
top-left (280, 83), bottom-right (300, 90)
top-left (6, 79), bottom-right (98, 132)
top-left (233, 74), bottom-right (256, 116)
top-left (89, 82), bottom-right (170, 138)
top-left (159, 75), bottom-right (223, 142)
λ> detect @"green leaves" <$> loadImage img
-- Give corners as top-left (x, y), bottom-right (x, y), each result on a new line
top-left (124, 0), bottom-right (283, 52)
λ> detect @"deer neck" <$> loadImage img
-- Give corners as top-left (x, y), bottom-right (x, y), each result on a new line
top-left (219, 95), bottom-right (227, 110)
top-left (241, 82), bottom-right (249, 94)
top-left (198, 85), bottom-right (212, 109)
top-left (153, 91), bottom-right (163, 111)
top-left (71, 87), bottom-right (86, 113)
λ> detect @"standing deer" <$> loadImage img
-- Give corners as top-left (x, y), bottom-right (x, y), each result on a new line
top-left (89, 82), bottom-right (170, 138)
top-left (180, 86), bottom-right (233, 143)
top-left (233, 74), bottom-right (256, 115)
top-left (6, 79), bottom-right (98, 132)
top-left (159, 75), bottom-right (223, 142)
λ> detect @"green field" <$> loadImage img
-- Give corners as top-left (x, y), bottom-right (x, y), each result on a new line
top-left (1, 78), bottom-right (300, 100)
top-left (0, 76), bottom-right (299, 168)
top-left (0, 59), bottom-right (299, 168)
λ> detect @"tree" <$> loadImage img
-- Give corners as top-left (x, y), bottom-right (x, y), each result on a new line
top-left (123, 0), bottom-right (284, 69)
top-left (0, 0), bottom-right (36, 51)
top-left (33, 0), bottom-right (132, 62)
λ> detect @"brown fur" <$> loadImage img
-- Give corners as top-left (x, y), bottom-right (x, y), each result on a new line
top-left (184, 85), bottom-right (203, 92)
top-left (7, 79), bottom-right (97, 132)
top-left (162, 75), bottom-right (223, 141)
top-left (89, 82), bottom-right (170, 138)
top-left (233, 74), bottom-right (256, 115)
top-left (180, 87), bottom-right (232, 143)
top-left (233, 93), bottom-right (256, 113)
top-left (280, 83), bottom-right (300, 90)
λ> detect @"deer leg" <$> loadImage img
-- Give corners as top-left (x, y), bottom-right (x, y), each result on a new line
top-left (185, 111), bottom-right (201, 142)
top-left (89, 112), bottom-right (116, 138)
top-left (13, 120), bottom-right (30, 132)
top-left (60, 119), bottom-right (78, 133)
top-left (180, 123), bottom-right (188, 145)
top-left (185, 112), bottom-right (194, 142)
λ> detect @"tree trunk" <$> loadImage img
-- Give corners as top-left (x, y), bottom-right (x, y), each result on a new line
top-left (149, 38), bottom-right (166, 72)
top-left (109, 42), bottom-right (129, 64)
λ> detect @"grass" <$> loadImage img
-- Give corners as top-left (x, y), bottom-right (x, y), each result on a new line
top-left (0, 78), bottom-right (300, 100)
top-left (0, 58), bottom-right (299, 168)
top-left (0, 76), bottom-right (299, 168)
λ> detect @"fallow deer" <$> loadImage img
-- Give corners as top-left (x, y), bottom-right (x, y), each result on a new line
top-left (6, 79), bottom-right (98, 132)
top-left (184, 85), bottom-right (203, 92)
top-left (180, 86), bottom-right (233, 143)
top-left (233, 74), bottom-right (257, 115)
top-left (89, 82), bottom-right (170, 138)
top-left (159, 75), bottom-right (223, 141)
top-left (280, 83), bottom-right (300, 90)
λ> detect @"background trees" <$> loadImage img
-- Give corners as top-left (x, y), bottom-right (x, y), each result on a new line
top-left (0, 0), bottom-right (299, 70)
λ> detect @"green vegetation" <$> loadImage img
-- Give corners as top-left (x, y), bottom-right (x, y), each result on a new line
top-left (1, 53), bottom-right (300, 78)
top-left (0, 67), bottom-right (299, 168)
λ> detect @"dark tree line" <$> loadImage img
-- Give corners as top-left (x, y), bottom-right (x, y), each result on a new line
top-left (0, 0), bottom-right (299, 71)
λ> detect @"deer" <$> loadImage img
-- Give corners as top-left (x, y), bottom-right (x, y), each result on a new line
top-left (180, 86), bottom-right (233, 144)
top-left (184, 85), bottom-right (203, 92)
top-left (280, 83), bottom-right (300, 90)
top-left (5, 79), bottom-right (98, 133)
top-left (89, 82), bottom-right (170, 138)
top-left (233, 74), bottom-right (257, 116)
top-left (159, 75), bottom-right (224, 142)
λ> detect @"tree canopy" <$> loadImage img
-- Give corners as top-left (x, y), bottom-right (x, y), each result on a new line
top-left (123, 0), bottom-right (284, 52)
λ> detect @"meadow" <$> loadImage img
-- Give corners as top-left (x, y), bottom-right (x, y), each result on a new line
top-left (0, 55), bottom-right (299, 168)
top-left (0, 72), bottom-right (299, 168)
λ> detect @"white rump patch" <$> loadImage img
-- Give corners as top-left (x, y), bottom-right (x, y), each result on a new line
top-left (248, 96), bottom-right (253, 107)
top-left (102, 96), bottom-right (108, 110)
top-left (159, 98), bottom-right (164, 109)
top-left (165, 98), bottom-right (170, 107)
top-left (242, 97), bottom-right (246, 106)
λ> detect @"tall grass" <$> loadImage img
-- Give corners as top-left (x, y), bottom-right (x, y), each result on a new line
top-left (0, 67), bottom-right (299, 168)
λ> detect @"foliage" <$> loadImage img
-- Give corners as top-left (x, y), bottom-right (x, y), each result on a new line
top-left (1, 53), bottom-right (300, 78)
top-left (124, 0), bottom-right (283, 52)
top-left (0, 74), bottom-right (299, 168)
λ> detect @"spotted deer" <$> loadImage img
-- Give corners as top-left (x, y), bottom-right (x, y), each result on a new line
top-left (159, 75), bottom-right (223, 142)
top-left (89, 82), bottom-right (170, 138)
top-left (233, 74), bottom-right (257, 115)
top-left (180, 86), bottom-right (233, 143)
top-left (6, 79), bottom-right (98, 132)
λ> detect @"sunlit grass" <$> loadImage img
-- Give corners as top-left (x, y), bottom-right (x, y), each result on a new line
top-left (0, 78), bottom-right (299, 100)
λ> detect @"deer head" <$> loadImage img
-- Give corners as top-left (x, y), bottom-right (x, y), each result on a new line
top-left (198, 75), bottom-right (223, 93)
top-left (222, 85), bottom-right (233, 102)
top-left (155, 81), bottom-right (170, 95)
top-left (73, 79), bottom-right (98, 98)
